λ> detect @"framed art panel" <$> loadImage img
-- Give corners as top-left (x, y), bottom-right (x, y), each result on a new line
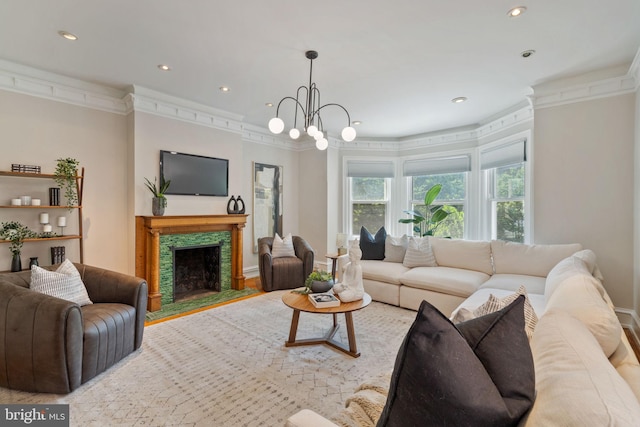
top-left (253, 162), bottom-right (283, 253)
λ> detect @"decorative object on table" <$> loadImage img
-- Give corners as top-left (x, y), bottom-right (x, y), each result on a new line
top-left (302, 270), bottom-right (334, 294)
top-left (29, 257), bottom-right (39, 268)
top-left (0, 221), bottom-right (37, 272)
top-left (50, 246), bottom-right (66, 264)
top-left (399, 183), bottom-right (457, 237)
top-left (333, 241), bottom-right (365, 302)
top-left (49, 187), bottom-right (60, 206)
top-left (11, 164), bottom-right (41, 173)
top-left (54, 158), bottom-right (80, 210)
top-left (336, 233), bottom-right (348, 256)
top-left (308, 293), bottom-right (340, 308)
top-left (57, 216), bottom-right (67, 235)
top-left (267, 50), bottom-right (357, 150)
top-left (226, 195), bottom-right (238, 214)
top-left (144, 176), bottom-right (171, 216)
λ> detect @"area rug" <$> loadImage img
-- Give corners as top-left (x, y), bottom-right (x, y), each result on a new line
top-left (0, 291), bottom-right (417, 426)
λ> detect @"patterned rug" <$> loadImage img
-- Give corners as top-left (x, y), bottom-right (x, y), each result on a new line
top-left (0, 291), bottom-right (417, 426)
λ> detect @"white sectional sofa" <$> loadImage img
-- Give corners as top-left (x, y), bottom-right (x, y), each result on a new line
top-left (287, 239), bottom-right (640, 427)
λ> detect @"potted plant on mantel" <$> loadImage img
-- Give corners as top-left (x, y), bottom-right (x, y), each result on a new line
top-left (144, 177), bottom-right (171, 216)
top-left (0, 221), bottom-right (37, 271)
top-left (54, 157), bottom-right (80, 211)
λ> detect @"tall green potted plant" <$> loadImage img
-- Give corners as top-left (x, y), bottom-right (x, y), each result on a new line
top-left (54, 158), bottom-right (80, 210)
top-left (144, 177), bottom-right (171, 216)
top-left (0, 221), bottom-right (37, 271)
top-left (399, 183), bottom-right (454, 236)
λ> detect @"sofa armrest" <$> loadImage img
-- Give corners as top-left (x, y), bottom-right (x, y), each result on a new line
top-left (75, 264), bottom-right (148, 349)
top-left (0, 281), bottom-right (84, 393)
top-left (258, 238), bottom-right (274, 291)
top-left (293, 236), bottom-right (315, 278)
top-left (286, 409), bottom-right (339, 427)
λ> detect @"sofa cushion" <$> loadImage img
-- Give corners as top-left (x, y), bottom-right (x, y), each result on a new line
top-left (545, 272), bottom-right (622, 357)
top-left (377, 297), bottom-right (534, 427)
top-left (383, 235), bottom-right (408, 263)
top-left (402, 236), bottom-right (436, 268)
top-left (401, 266), bottom-right (488, 298)
top-left (271, 233), bottom-right (296, 258)
top-left (490, 240), bottom-right (582, 277)
top-left (523, 310), bottom-right (640, 426)
top-left (430, 238), bottom-right (493, 275)
top-left (360, 260), bottom-right (410, 285)
top-left (451, 288), bottom-right (546, 322)
top-left (30, 259), bottom-right (93, 306)
top-left (360, 226), bottom-right (386, 260)
top-left (479, 273), bottom-right (546, 295)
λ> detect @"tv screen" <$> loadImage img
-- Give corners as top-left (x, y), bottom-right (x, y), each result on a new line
top-left (160, 150), bottom-right (229, 196)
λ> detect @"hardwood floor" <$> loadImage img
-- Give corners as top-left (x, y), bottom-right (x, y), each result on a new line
top-left (624, 328), bottom-right (640, 361)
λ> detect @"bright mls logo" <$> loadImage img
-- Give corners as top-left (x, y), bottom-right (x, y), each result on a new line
top-left (1, 405), bottom-right (69, 426)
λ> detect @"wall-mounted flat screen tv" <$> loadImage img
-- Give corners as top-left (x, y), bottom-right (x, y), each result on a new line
top-left (160, 150), bottom-right (229, 196)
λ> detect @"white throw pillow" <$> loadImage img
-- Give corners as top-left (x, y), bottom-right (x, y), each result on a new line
top-left (453, 285), bottom-right (538, 339)
top-left (271, 232), bottom-right (296, 258)
top-left (384, 235), bottom-right (408, 263)
top-left (30, 259), bottom-right (93, 306)
top-left (402, 236), bottom-right (437, 268)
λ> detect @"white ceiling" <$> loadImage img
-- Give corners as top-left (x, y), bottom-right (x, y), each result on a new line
top-left (1, 0), bottom-right (639, 139)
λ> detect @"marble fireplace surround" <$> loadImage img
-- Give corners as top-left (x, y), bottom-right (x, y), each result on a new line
top-left (135, 214), bottom-right (248, 312)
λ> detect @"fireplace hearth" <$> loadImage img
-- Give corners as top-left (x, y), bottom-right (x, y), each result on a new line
top-left (171, 242), bottom-right (223, 302)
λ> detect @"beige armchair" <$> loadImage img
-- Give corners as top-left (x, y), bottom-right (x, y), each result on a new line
top-left (258, 236), bottom-right (314, 291)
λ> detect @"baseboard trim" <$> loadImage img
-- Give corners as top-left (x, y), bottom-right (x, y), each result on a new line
top-left (616, 307), bottom-right (640, 347)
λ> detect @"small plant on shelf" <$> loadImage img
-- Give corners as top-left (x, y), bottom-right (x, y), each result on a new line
top-left (0, 221), bottom-right (37, 255)
top-left (54, 157), bottom-right (80, 209)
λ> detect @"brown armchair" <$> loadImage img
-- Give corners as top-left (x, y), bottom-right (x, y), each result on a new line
top-left (0, 263), bottom-right (147, 393)
top-left (258, 236), bottom-right (314, 291)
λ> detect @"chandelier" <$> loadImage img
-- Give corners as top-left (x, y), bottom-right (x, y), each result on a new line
top-left (268, 50), bottom-right (356, 150)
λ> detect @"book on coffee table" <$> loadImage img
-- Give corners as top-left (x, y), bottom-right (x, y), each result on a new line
top-left (308, 293), bottom-right (340, 308)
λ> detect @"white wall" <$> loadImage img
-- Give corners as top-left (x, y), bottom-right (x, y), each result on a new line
top-left (298, 148), bottom-right (329, 267)
top-left (534, 94), bottom-right (636, 307)
top-left (635, 84), bottom-right (640, 316)
top-left (0, 90), bottom-right (129, 272)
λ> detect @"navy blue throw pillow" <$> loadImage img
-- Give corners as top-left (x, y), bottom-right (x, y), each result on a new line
top-left (377, 296), bottom-right (535, 427)
top-left (359, 226), bottom-right (386, 260)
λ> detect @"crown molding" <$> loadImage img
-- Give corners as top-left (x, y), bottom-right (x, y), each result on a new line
top-left (529, 73), bottom-right (637, 110)
top-left (0, 59), bottom-right (128, 114)
top-left (630, 48), bottom-right (640, 92)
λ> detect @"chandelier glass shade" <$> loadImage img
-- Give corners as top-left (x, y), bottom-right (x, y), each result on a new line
top-left (268, 50), bottom-right (356, 150)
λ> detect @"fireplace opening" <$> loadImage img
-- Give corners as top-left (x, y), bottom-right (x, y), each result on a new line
top-left (171, 242), bottom-right (223, 302)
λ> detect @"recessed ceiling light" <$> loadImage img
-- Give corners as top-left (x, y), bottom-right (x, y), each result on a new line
top-left (219, 86), bottom-right (230, 92)
top-left (507, 6), bottom-right (527, 17)
top-left (451, 97), bottom-right (468, 104)
top-left (157, 64), bottom-right (171, 71)
top-left (521, 49), bottom-right (536, 58)
top-left (58, 30), bottom-right (78, 41)
top-left (265, 102), bottom-right (273, 107)
top-left (352, 121), bottom-right (362, 126)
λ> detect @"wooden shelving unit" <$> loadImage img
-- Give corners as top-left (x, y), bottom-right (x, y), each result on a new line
top-left (0, 168), bottom-right (84, 263)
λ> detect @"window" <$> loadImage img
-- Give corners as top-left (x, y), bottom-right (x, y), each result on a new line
top-left (481, 140), bottom-right (527, 243)
top-left (403, 156), bottom-right (469, 239)
top-left (347, 160), bottom-right (394, 235)
top-left (410, 173), bottom-right (466, 238)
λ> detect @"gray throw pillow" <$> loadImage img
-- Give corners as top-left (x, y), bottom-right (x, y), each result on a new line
top-left (377, 296), bottom-right (535, 427)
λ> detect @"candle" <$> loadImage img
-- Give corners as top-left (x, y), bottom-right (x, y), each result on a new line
top-left (43, 224), bottom-right (52, 233)
top-left (31, 199), bottom-right (41, 206)
top-left (39, 213), bottom-right (49, 224)
top-left (57, 217), bottom-right (66, 227)
top-left (11, 198), bottom-right (21, 206)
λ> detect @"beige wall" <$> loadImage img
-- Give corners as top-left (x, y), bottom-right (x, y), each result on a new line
top-left (635, 86), bottom-right (640, 315)
top-left (534, 94), bottom-right (636, 308)
top-left (0, 90), bottom-right (129, 272)
top-left (298, 148), bottom-right (329, 266)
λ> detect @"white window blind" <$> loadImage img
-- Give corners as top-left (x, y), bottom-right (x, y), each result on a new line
top-left (402, 155), bottom-right (471, 177)
top-left (480, 139), bottom-right (527, 170)
top-left (346, 160), bottom-right (394, 178)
